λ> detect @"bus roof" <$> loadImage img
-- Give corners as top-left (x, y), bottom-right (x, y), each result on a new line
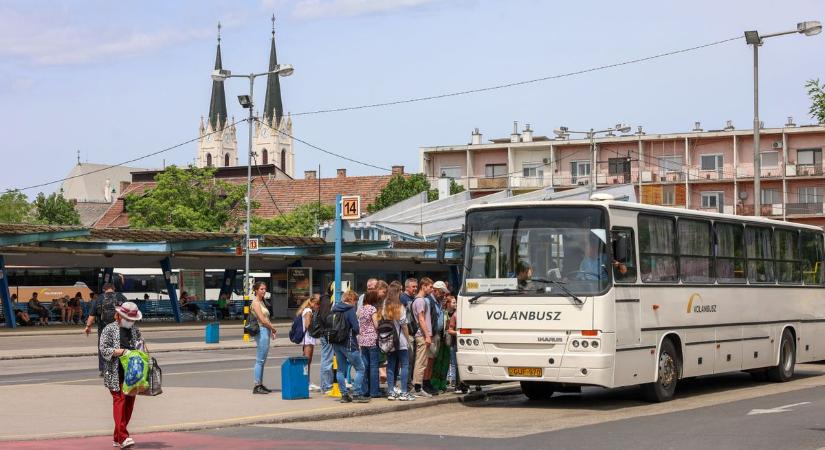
top-left (465, 200), bottom-right (824, 232)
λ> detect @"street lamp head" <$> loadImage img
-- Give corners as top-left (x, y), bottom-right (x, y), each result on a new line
top-left (798, 21), bottom-right (822, 36)
top-left (238, 95), bottom-right (252, 109)
top-left (615, 124), bottom-right (632, 134)
top-left (273, 64), bottom-right (294, 77)
top-left (211, 69), bottom-right (231, 81)
top-left (744, 30), bottom-right (761, 45)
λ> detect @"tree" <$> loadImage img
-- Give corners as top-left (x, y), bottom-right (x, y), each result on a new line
top-left (126, 165), bottom-right (251, 232)
top-left (449, 179), bottom-right (465, 195)
top-left (251, 202), bottom-right (334, 236)
top-left (807, 79), bottom-right (825, 124)
top-left (367, 173), bottom-right (437, 213)
top-left (0, 191), bottom-right (32, 223)
top-left (33, 192), bottom-right (81, 225)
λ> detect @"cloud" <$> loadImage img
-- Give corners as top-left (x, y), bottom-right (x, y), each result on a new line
top-left (286, 0), bottom-right (445, 19)
top-left (0, 7), bottom-right (213, 66)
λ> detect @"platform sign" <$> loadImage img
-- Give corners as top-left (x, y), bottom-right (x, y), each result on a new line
top-left (248, 238), bottom-right (259, 252)
top-left (341, 195), bottom-right (361, 220)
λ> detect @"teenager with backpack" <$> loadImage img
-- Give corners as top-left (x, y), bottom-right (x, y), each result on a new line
top-left (329, 290), bottom-right (369, 403)
top-left (357, 290), bottom-right (381, 398)
top-left (290, 294), bottom-right (321, 391)
top-left (381, 284), bottom-right (414, 401)
top-left (412, 277), bottom-right (435, 397)
top-left (85, 283), bottom-right (125, 377)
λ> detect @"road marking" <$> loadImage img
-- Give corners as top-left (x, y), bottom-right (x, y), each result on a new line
top-left (747, 401), bottom-right (811, 415)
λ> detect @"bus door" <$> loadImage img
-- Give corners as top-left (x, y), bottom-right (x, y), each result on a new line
top-left (612, 228), bottom-right (641, 347)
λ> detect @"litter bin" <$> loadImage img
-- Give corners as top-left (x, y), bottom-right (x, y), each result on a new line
top-left (281, 356), bottom-right (309, 400)
top-left (205, 322), bottom-right (220, 344)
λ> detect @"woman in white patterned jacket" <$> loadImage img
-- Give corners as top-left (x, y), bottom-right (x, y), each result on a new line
top-left (99, 302), bottom-right (144, 449)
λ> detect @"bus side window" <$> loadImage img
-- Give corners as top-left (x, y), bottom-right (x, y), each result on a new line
top-left (611, 228), bottom-right (636, 282)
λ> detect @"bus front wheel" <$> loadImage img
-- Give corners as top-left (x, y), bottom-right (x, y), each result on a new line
top-left (641, 339), bottom-right (680, 402)
top-left (767, 329), bottom-right (796, 382)
top-left (520, 381), bottom-right (554, 401)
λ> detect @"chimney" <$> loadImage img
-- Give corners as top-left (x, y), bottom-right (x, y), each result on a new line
top-left (471, 128), bottom-right (482, 145)
top-left (391, 165), bottom-right (405, 175)
top-left (724, 120), bottom-right (735, 131)
top-left (693, 121), bottom-right (703, 132)
top-left (786, 116), bottom-right (796, 127)
top-left (510, 121), bottom-right (520, 143)
top-left (521, 123), bottom-right (533, 143)
top-left (636, 126), bottom-right (645, 135)
top-left (337, 168), bottom-right (347, 178)
top-left (304, 170), bottom-right (317, 180)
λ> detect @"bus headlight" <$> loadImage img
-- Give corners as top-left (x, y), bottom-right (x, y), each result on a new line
top-left (591, 340), bottom-right (599, 349)
top-left (459, 338), bottom-right (466, 346)
top-left (572, 340), bottom-right (580, 348)
top-left (581, 340), bottom-right (589, 348)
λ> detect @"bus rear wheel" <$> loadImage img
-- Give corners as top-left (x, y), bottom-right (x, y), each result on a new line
top-left (520, 381), bottom-right (554, 401)
top-left (767, 329), bottom-right (796, 382)
top-left (641, 339), bottom-right (680, 403)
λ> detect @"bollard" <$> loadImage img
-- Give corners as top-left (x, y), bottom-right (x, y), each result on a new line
top-left (281, 356), bottom-right (310, 400)
top-left (205, 322), bottom-right (220, 344)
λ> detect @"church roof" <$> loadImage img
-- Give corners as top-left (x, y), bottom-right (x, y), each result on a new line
top-left (59, 163), bottom-right (146, 203)
top-left (207, 34), bottom-right (228, 131)
top-left (262, 18), bottom-right (284, 127)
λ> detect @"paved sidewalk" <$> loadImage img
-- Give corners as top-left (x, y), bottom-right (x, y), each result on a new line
top-left (0, 378), bottom-right (515, 441)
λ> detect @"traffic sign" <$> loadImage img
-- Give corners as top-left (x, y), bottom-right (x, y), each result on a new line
top-left (341, 195), bottom-right (361, 220)
top-left (248, 238), bottom-right (259, 251)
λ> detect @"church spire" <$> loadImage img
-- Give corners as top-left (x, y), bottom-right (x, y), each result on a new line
top-left (208, 22), bottom-right (228, 131)
top-left (262, 14), bottom-right (284, 127)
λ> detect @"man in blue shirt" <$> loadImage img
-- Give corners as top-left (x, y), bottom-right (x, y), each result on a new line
top-left (578, 243), bottom-right (609, 281)
top-left (400, 278), bottom-right (417, 307)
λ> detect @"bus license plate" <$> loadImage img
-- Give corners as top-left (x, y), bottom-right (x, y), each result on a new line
top-left (508, 367), bottom-right (542, 378)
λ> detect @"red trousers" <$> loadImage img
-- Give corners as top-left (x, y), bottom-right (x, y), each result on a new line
top-left (110, 390), bottom-right (136, 443)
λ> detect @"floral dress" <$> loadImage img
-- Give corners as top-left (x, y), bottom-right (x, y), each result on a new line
top-left (99, 322), bottom-right (144, 392)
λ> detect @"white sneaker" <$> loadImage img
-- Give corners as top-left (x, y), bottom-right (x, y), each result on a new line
top-left (112, 442), bottom-right (119, 447)
top-left (309, 383), bottom-right (321, 391)
top-left (121, 437), bottom-right (135, 448)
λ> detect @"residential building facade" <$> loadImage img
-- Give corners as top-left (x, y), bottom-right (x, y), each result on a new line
top-left (420, 121), bottom-right (825, 227)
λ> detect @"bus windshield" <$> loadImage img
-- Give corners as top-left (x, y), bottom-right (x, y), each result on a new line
top-left (463, 206), bottom-right (610, 296)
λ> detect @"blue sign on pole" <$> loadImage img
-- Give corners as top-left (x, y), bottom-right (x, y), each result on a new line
top-left (334, 194), bottom-right (342, 303)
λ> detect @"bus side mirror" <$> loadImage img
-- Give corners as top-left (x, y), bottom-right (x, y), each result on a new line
top-left (613, 236), bottom-right (629, 262)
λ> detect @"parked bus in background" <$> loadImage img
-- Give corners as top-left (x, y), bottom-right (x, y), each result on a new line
top-left (456, 197), bottom-right (825, 402)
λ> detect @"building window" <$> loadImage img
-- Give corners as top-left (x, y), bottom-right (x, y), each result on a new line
top-left (570, 160), bottom-right (591, 183)
top-left (206, 153), bottom-right (212, 167)
top-left (662, 185), bottom-right (676, 205)
top-left (224, 153), bottom-right (230, 167)
top-left (262, 149), bottom-right (268, 165)
top-left (660, 155), bottom-right (683, 173)
top-left (522, 162), bottom-right (544, 178)
top-left (700, 191), bottom-right (724, 212)
top-left (761, 188), bottom-right (780, 205)
top-left (761, 151), bottom-right (779, 168)
top-left (281, 149), bottom-right (287, 170)
top-left (799, 186), bottom-right (824, 204)
top-left (608, 157), bottom-right (630, 176)
top-left (484, 163), bottom-right (507, 178)
top-left (700, 154), bottom-right (723, 171)
top-left (797, 148), bottom-right (822, 166)
top-left (439, 166), bottom-right (462, 179)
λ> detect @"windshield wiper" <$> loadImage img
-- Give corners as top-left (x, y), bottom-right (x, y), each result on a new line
top-left (527, 278), bottom-right (584, 306)
top-left (467, 288), bottom-right (523, 304)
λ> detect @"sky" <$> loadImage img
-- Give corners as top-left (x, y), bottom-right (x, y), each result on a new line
top-left (0, 0), bottom-right (823, 196)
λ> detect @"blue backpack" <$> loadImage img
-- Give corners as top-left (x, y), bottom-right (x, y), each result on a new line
top-left (288, 315), bottom-right (306, 344)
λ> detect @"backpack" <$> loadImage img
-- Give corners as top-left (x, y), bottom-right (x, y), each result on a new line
top-left (406, 301), bottom-right (419, 337)
top-left (307, 308), bottom-right (324, 339)
top-left (429, 296), bottom-right (444, 336)
top-left (98, 293), bottom-right (122, 325)
top-left (376, 305), bottom-right (399, 353)
top-left (288, 314), bottom-right (306, 344)
top-left (326, 310), bottom-right (351, 344)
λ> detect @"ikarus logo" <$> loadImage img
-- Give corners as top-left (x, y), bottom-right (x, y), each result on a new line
top-left (686, 293), bottom-right (717, 314)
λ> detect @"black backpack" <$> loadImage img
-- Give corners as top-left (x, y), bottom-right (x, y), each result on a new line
top-left (406, 301), bottom-right (420, 337)
top-left (377, 305), bottom-right (399, 353)
top-left (326, 310), bottom-right (351, 344)
top-left (98, 293), bottom-right (123, 325)
top-left (307, 308), bottom-right (325, 339)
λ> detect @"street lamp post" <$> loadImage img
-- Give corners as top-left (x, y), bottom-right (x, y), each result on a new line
top-left (744, 21), bottom-right (821, 216)
top-left (211, 64), bottom-right (294, 329)
top-left (554, 124), bottom-right (631, 196)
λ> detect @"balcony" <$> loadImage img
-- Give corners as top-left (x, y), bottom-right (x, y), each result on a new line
top-left (470, 177), bottom-right (508, 190)
top-left (509, 176), bottom-right (552, 189)
top-left (736, 204), bottom-right (779, 216)
top-left (794, 164), bottom-right (824, 177)
top-left (786, 202), bottom-right (824, 215)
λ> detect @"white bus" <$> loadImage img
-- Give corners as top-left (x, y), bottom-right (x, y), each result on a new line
top-left (456, 199), bottom-right (825, 402)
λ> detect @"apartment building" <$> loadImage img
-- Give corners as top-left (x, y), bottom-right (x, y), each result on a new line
top-left (420, 120), bottom-right (825, 227)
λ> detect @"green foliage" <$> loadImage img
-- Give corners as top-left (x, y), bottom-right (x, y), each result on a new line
top-left (125, 165), bottom-right (251, 232)
top-left (449, 179), bottom-right (465, 195)
top-left (33, 192), bottom-right (81, 225)
top-left (367, 173), bottom-right (436, 213)
top-left (0, 191), bottom-right (32, 223)
top-left (251, 202), bottom-right (334, 237)
top-left (807, 79), bottom-right (825, 124)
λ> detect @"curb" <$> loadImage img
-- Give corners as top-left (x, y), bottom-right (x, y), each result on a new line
top-left (2, 385), bottom-right (523, 441)
top-left (0, 341), bottom-right (298, 360)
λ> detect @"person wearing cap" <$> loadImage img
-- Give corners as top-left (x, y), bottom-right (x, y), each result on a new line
top-left (99, 302), bottom-right (145, 449)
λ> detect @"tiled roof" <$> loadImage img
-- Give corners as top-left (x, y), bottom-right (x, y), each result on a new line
top-left (74, 202), bottom-right (113, 227)
top-left (0, 223), bottom-right (86, 235)
top-left (94, 174), bottom-right (396, 229)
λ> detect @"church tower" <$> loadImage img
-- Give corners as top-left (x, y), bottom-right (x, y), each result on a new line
top-left (197, 23), bottom-right (238, 168)
top-left (252, 15), bottom-right (294, 177)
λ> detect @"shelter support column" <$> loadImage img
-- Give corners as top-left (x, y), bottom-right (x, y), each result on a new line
top-left (0, 255), bottom-right (15, 328)
top-left (160, 257), bottom-right (182, 323)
